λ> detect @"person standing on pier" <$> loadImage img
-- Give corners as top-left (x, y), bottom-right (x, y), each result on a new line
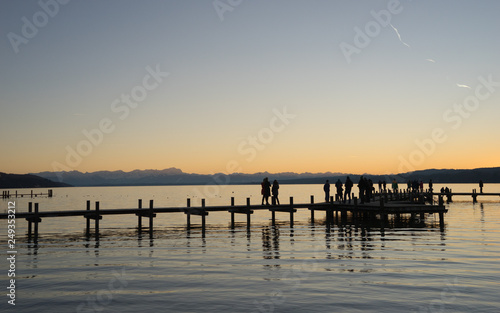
top-left (392, 179), bottom-right (398, 194)
top-left (261, 177), bottom-right (271, 205)
top-left (344, 176), bottom-right (353, 203)
top-left (324, 180), bottom-right (330, 202)
top-left (358, 176), bottom-right (366, 203)
top-left (335, 179), bottom-right (343, 203)
top-left (272, 180), bottom-right (280, 205)
top-left (429, 179), bottom-right (433, 193)
top-left (479, 180), bottom-right (484, 193)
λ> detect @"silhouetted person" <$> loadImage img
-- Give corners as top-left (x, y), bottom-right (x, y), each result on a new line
top-left (344, 176), bottom-right (353, 203)
top-left (419, 180), bottom-right (424, 192)
top-left (366, 179), bottom-right (373, 203)
top-left (378, 180), bottom-right (382, 192)
top-left (392, 179), bottom-right (398, 193)
top-left (479, 180), bottom-right (484, 193)
top-left (429, 179), bottom-right (433, 193)
top-left (324, 180), bottom-right (330, 202)
top-left (335, 179), bottom-right (343, 203)
top-left (261, 177), bottom-right (271, 205)
top-left (272, 180), bottom-right (280, 205)
top-left (382, 180), bottom-right (387, 191)
top-left (358, 176), bottom-right (366, 203)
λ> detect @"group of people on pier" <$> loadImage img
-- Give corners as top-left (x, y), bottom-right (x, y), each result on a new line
top-left (262, 176), bottom-right (488, 206)
top-left (323, 177), bottom-right (355, 203)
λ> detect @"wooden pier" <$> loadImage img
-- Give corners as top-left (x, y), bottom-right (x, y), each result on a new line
top-left (1, 189), bottom-right (53, 199)
top-left (433, 189), bottom-right (500, 203)
top-left (0, 192), bottom-right (448, 242)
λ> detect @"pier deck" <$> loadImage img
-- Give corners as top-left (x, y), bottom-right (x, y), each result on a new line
top-left (1, 193), bottom-right (448, 242)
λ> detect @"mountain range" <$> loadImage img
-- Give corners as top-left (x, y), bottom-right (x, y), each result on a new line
top-left (0, 172), bottom-right (71, 188)
top-left (25, 166), bottom-right (500, 187)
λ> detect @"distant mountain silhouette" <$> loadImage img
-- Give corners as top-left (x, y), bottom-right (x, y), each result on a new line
top-left (0, 172), bottom-right (72, 188)
top-left (29, 166), bottom-right (500, 187)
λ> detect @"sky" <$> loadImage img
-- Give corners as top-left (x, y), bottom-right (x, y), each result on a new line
top-left (1, 0), bottom-right (499, 175)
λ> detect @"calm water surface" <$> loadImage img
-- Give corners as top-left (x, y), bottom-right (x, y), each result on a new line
top-left (1, 184), bottom-right (499, 312)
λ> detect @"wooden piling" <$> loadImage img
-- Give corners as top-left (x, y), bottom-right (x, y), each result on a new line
top-left (28, 202), bottom-right (33, 238)
top-left (95, 201), bottom-right (100, 237)
top-left (310, 195), bottom-right (315, 223)
top-left (186, 198), bottom-right (191, 229)
top-left (137, 199), bottom-right (143, 231)
top-left (289, 197), bottom-right (294, 227)
top-left (86, 200), bottom-right (91, 236)
top-left (202, 199), bottom-right (206, 235)
top-left (149, 200), bottom-right (154, 237)
top-left (230, 197), bottom-right (235, 229)
top-left (33, 203), bottom-right (40, 242)
top-left (246, 198), bottom-right (251, 230)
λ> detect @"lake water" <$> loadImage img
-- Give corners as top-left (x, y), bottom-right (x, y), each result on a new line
top-left (1, 183), bottom-right (499, 312)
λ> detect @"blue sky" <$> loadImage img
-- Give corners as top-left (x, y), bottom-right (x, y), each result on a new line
top-left (1, 0), bottom-right (499, 175)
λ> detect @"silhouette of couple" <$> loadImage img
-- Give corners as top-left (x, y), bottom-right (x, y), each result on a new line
top-left (261, 177), bottom-right (279, 205)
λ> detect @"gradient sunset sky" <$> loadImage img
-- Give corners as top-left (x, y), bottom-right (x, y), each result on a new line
top-left (1, 0), bottom-right (499, 175)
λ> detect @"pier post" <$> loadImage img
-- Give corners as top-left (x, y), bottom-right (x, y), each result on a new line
top-left (246, 198), bottom-right (251, 231)
top-left (230, 197), bottom-right (235, 229)
top-left (289, 197), bottom-right (294, 227)
top-left (149, 200), bottom-right (154, 238)
top-left (95, 201), bottom-right (100, 238)
top-left (380, 197), bottom-right (387, 228)
top-left (271, 207), bottom-right (276, 227)
top-left (137, 199), bottom-right (143, 232)
top-left (48, 189), bottom-right (53, 197)
top-left (34, 203), bottom-right (39, 242)
top-left (310, 195), bottom-right (315, 224)
top-left (472, 189), bottom-right (478, 203)
top-left (28, 202), bottom-right (33, 239)
top-left (439, 212), bottom-right (445, 230)
top-left (354, 197), bottom-right (360, 221)
top-left (186, 198), bottom-right (191, 230)
top-left (31, 190), bottom-right (33, 198)
top-left (202, 199), bottom-right (206, 235)
top-left (86, 200), bottom-right (91, 236)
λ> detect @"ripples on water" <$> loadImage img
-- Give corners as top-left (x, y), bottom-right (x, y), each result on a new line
top-left (1, 185), bottom-right (500, 312)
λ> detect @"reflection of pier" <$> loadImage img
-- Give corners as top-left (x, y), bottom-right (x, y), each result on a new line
top-left (0, 191), bottom-right (448, 242)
